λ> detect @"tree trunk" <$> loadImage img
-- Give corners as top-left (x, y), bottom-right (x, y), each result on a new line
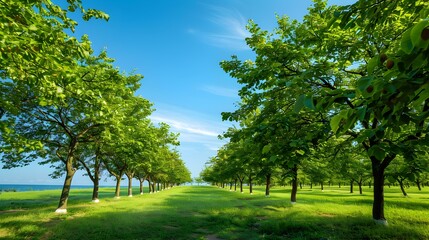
top-left (398, 179), bottom-right (407, 197)
top-left (234, 178), bottom-right (237, 192)
top-left (139, 178), bottom-right (144, 195)
top-left (350, 180), bottom-right (354, 193)
top-left (146, 178), bottom-right (152, 193)
top-left (114, 176), bottom-right (121, 198)
top-left (320, 182), bottom-right (324, 191)
top-left (126, 173), bottom-right (133, 197)
top-left (249, 175), bottom-right (253, 194)
top-left (310, 182), bottom-right (312, 189)
top-left (265, 173), bottom-right (271, 197)
top-left (358, 181), bottom-right (363, 195)
top-left (416, 179), bottom-right (422, 191)
top-left (80, 150), bottom-right (101, 203)
top-left (370, 149), bottom-right (395, 224)
top-left (369, 180), bottom-right (372, 188)
top-left (291, 165), bottom-right (298, 203)
top-left (229, 182), bottom-right (233, 191)
top-left (92, 181), bottom-right (99, 202)
top-left (56, 161), bottom-right (76, 214)
top-left (240, 179), bottom-right (243, 193)
top-left (372, 168), bottom-right (385, 223)
top-left (338, 182), bottom-right (341, 188)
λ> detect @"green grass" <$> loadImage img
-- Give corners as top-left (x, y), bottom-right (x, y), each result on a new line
top-left (0, 185), bottom-right (428, 239)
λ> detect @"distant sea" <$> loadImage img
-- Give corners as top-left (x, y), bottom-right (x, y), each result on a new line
top-left (0, 184), bottom-right (101, 192)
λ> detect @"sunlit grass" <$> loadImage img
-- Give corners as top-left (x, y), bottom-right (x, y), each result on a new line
top-left (0, 185), bottom-right (428, 239)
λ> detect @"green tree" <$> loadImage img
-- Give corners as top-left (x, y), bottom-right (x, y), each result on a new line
top-left (220, 0), bottom-right (429, 224)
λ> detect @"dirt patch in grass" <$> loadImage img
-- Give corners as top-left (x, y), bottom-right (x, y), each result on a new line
top-left (0, 209), bottom-right (26, 214)
top-left (318, 213), bottom-right (335, 218)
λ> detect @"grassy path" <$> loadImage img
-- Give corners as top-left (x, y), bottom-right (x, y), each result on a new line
top-left (1, 185), bottom-right (428, 239)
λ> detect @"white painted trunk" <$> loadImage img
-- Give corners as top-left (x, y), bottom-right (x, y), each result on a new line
top-left (128, 195), bottom-right (133, 197)
top-left (374, 219), bottom-right (388, 226)
top-left (55, 208), bottom-right (67, 214)
top-left (92, 199), bottom-right (100, 203)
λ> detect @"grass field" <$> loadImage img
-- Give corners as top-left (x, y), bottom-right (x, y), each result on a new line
top-left (0, 185), bottom-right (428, 240)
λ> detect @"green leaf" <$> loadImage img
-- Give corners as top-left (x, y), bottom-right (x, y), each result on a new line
top-left (262, 144), bottom-right (272, 154)
top-left (357, 107), bottom-right (367, 121)
top-left (39, 100), bottom-right (48, 106)
top-left (357, 76), bottom-right (373, 94)
top-left (304, 95), bottom-right (315, 110)
top-left (367, 56), bottom-right (379, 74)
top-left (400, 28), bottom-right (414, 54)
top-left (296, 149), bottom-right (305, 155)
top-left (411, 19), bottom-right (429, 49)
top-left (269, 155), bottom-right (278, 162)
top-left (330, 114), bottom-right (342, 133)
top-left (368, 145), bottom-right (386, 161)
top-left (294, 94), bottom-right (305, 113)
top-left (387, 175), bottom-right (396, 184)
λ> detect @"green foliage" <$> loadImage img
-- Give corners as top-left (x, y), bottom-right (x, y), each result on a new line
top-left (214, 0), bottom-right (429, 222)
top-left (0, 0), bottom-right (190, 210)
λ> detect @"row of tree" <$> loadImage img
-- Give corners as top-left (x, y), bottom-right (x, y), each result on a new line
top-left (0, 0), bottom-right (191, 213)
top-left (201, 0), bottom-right (429, 225)
top-left (201, 143), bottom-right (429, 196)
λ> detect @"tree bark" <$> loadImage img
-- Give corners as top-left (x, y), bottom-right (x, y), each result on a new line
top-left (416, 179), bottom-right (421, 191)
top-left (146, 178), bottom-right (152, 193)
top-left (234, 178), bottom-right (237, 192)
top-left (56, 160), bottom-right (76, 213)
top-left (92, 165), bottom-right (100, 202)
top-left (320, 182), bottom-right (324, 191)
top-left (265, 173), bottom-right (271, 197)
top-left (126, 173), bottom-right (133, 197)
top-left (249, 175), bottom-right (253, 194)
top-left (371, 154), bottom-right (395, 224)
top-left (372, 166), bottom-right (385, 222)
top-left (358, 179), bottom-right (363, 195)
top-left (291, 165), bottom-right (298, 203)
top-left (114, 175), bottom-right (121, 198)
top-left (350, 180), bottom-right (354, 193)
top-left (92, 182), bottom-right (99, 202)
top-left (139, 178), bottom-right (144, 194)
top-left (398, 178), bottom-right (407, 197)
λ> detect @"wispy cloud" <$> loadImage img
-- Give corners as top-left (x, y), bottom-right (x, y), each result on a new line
top-left (151, 116), bottom-right (218, 137)
top-left (189, 5), bottom-right (251, 50)
top-left (149, 103), bottom-right (230, 151)
top-left (201, 85), bottom-right (238, 98)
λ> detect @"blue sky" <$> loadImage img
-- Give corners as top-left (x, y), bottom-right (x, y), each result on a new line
top-left (0, 0), bottom-right (355, 185)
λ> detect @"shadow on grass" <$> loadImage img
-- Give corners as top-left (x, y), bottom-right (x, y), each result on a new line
top-left (2, 186), bottom-right (428, 240)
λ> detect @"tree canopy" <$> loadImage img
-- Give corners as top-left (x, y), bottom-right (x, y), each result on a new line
top-left (203, 0), bottom-right (429, 224)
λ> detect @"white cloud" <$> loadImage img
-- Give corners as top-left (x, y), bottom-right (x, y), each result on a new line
top-left (190, 5), bottom-right (251, 50)
top-left (201, 85), bottom-right (238, 98)
top-left (149, 103), bottom-right (231, 152)
top-left (151, 115), bottom-right (218, 137)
